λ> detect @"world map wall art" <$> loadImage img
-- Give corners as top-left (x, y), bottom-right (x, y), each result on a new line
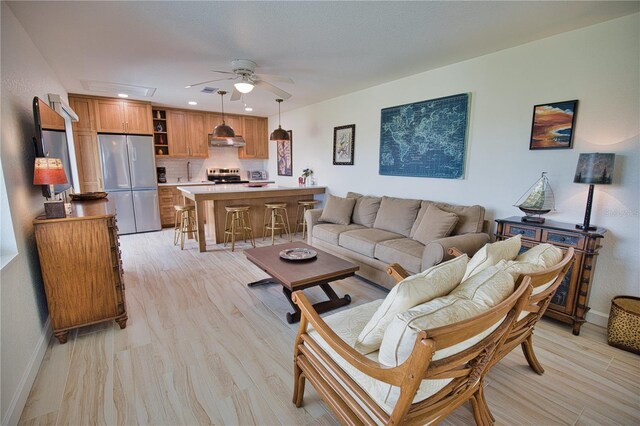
top-left (379, 93), bottom-right (470, 179)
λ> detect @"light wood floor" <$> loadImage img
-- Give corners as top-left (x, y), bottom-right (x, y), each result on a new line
top-left (19, 230), bottom-right (640, 425)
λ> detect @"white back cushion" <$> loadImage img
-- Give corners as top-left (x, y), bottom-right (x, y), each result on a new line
top-left (463, 234), bottom-right (521, 280)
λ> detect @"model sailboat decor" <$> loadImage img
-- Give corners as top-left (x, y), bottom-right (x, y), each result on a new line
top-left (514, 172), bottom-right (555, 223)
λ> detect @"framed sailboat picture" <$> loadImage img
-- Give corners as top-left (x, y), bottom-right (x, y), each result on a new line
top-left (529, 100), bottom-right (578, 150)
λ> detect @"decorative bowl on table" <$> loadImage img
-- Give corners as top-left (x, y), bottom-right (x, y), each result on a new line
top-left (279, 247), bottom-right (317, 261)
top-left (69, 192), bottom-right (108, 201)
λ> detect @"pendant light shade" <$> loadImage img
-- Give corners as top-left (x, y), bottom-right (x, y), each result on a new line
top-left (270, 98), bottom-right (290, 141)
top-left (213, 90), bottom-right (236, 138)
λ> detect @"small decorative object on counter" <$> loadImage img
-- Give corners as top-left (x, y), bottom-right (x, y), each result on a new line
top-left (302, 168), bottom-right (314, 186)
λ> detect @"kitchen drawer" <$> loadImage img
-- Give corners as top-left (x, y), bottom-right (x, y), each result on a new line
top-left (542, 230), bottom-right (585, 249)
top-left (504, 223), bottom-right (542, 241)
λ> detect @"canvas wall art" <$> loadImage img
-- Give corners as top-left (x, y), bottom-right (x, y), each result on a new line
top-left (277, 131), bottom-right (293, 176)
top-left (529, 100), bottom-right (578, 150)
top-left (379, 93), bottom-right (469, 179)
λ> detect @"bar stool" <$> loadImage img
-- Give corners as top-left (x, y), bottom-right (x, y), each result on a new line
top-left (295, 199), bottom-right (320, 240)
top-left (263, 202), bottom-right (292, 245)
top-left (173, 205), bottom-right (198, 250)
top-left (223, 205), bottom-right (255, 251)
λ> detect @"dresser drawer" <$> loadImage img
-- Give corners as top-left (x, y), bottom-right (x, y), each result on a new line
top-left (542, 230), bottom-right (585, 249)
top-left (504, 223), bottom-right (542, 241)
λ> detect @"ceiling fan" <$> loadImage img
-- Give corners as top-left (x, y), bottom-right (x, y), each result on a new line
top-left (185, 59), bottom-right (293, 100)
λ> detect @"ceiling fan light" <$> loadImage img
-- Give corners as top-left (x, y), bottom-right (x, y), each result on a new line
top-left (270, 126), bottom-right (289, 141)
top-left (234, 81), bottom-right (254, 94)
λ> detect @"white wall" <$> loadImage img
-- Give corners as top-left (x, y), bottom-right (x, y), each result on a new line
top-left (1, 3), bottom-right (69, 423)
top-left (269, 14), bottom-right (640, 325)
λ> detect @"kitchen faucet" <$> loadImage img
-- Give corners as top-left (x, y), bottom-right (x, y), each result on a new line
top-left (187, 161), bottom-right (192, 182)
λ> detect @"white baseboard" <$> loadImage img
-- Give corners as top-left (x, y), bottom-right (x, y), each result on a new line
top-left (2, 317), bottom-right (51, 426)
top-left (586, 309), bottom-right (609, 328)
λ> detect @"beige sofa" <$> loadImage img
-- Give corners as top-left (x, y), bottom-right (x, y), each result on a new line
top-left (305, 192), bottom-right (490, 289)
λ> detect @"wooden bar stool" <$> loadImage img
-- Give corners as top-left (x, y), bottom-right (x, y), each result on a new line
top-left (263, 202), bottom-right (291, 245)
top-left (173, 205), bottom-right (198, 250)
top-left (223, 205), bottom-right (255, 251)
top-left (295, 199), bottom-right (320, 240)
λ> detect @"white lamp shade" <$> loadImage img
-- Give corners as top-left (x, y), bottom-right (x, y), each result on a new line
top-left (234, 81), bottom-right (254, 94)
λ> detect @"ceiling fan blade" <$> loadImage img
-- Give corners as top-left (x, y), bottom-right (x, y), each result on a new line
top-left (253, 73), bottom-right (294, 84)
top-left (185, 76), bottom-right (236, 89)
top-left (254, 80), bottom-right (292, 99)
top-left (230, 88), bottom-right (241, 101)
top-left (210, 70), bottom-right (237, 75)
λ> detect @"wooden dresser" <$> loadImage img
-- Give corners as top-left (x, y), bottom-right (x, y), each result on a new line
top-left (495, 217), bottom-right (605, 335)
top-left (33, 199), bottom-right (127, 343)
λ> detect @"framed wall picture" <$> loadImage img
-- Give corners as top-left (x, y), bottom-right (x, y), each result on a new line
top-left (529, 100), bottom-right (578, 150)
top-left (333, 124), bottom-right (355, 165)
top-left (277, 130), bottom-right (293, 176)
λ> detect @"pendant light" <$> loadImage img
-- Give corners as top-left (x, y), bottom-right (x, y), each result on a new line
top-left (270, 98), bottom-right (290, 141)
top-left (213, 90), bottom-right (235, 138)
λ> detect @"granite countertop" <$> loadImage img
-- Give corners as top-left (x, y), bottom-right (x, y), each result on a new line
top-left (158, 181), bottom-right (214, 187)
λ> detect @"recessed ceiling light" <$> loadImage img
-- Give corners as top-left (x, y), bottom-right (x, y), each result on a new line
top-left (118, 93), bottom-right (129, 98)
top-left (244, 106), bottom-right (253, 112)
top-left (188, 101), bottom-right (197, 105)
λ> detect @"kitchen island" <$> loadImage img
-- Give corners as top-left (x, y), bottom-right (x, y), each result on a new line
top-left (178, 184), bottom-right (326, 252)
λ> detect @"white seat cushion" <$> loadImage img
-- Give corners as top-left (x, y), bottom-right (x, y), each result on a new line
top-left (516, 243), bottom-right (563, 268)
top-left (463, 234), bottom-right (521, 280)
top-left (354, 255), bottom-right (468, 354)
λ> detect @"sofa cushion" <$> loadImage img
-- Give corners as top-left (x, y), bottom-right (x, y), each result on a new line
top-left (494, 259), bottom-right (545, 282)
top-left (450, 265), bottom-right (515, 308)
top-left (339, 228), bottom-right (403, 257)
top-left (434, 203), bottom-right (485, 235)
top-left (373, 196), bottom-right (421, 237)
top-left (373, 238), bottom-right (424, 274)
top-left (409, 201), bottom-right (434, 238)
top-left (319, 194), bottom-right (357, 225)
top-left (412, 204), bottom-right (459, 245)
top-left (352, 196), bottom-right (382, 228)
top-left (346, 191), bottom-right (362, 199)
top-left (463, 234), bottom-right (521, 281)
top-left (516, 243), bottom-right (563, 269)
top-left (313, 223), bottom-right (366, 246)
top-left (354, 255), bottom-right (468, 354)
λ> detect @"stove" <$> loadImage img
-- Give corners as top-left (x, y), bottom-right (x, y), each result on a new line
top-left (206, 168), bottom-right (249, 184)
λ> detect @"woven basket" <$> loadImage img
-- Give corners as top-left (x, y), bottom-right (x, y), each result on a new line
top-left (607, 296), bottom-right (640, 354)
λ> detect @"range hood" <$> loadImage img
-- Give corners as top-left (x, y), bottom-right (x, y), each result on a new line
top-left (208, 134), bottom-right (246, 147)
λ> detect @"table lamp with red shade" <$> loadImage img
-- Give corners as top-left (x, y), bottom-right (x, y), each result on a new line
top-left (33, 157), bottom-right (67, 218)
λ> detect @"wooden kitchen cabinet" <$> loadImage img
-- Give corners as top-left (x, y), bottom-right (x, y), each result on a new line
top-left (167, 110), bottom-right (189, 156)
top-left (73, 130), bottom-right (102, 192)
top-left (495, 217), bottom-right (605, 335)
top-left (187, 112), bottom-right (208, 157)
top-left (69, 95), bottom-right (102, 192)
top-left (33, 199), bottom-right (127, 344)
top-left (159, 185), bottom-right (194, 227)
top-left (238, 116), bottom-right (268, 159)
top-left (95, 98), bottom-right (153, 134)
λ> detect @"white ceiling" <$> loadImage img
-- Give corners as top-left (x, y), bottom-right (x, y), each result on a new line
top-left (7, 1), bottom-right (639, 117)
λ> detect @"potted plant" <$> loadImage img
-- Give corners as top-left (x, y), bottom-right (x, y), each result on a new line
top-left (302, 168), bottom-right (314, 186)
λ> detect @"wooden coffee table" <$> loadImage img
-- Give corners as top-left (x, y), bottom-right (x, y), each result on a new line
top-left (245, 242), bottom-right (358, 323)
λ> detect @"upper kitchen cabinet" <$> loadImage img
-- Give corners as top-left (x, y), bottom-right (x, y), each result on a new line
top-left (238, 116), bottom-right (268, 159)
top-left (69, 96), bottom-right (96, 132)
top-left (167, 110), bottom-right (189, 156)
top-left (95, 99), bottom-right (153, 134)
top-left (187, 112), bottom-right (208, 158)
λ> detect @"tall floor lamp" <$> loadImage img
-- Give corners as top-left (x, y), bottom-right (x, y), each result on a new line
top-left (573, 153), bottom-right (615, 231)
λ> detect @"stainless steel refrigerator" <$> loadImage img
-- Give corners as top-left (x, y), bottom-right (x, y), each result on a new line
top-left (98, 134), bottom-right (161, 235)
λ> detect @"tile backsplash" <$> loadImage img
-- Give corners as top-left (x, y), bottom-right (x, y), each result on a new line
top-left (156, 147), bottom-right (267, 182)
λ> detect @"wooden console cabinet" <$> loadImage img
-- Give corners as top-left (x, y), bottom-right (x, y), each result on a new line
top-left (33, 199), bottom-right (127, 343)
top-left (495, 217), bottom-right (605, 335)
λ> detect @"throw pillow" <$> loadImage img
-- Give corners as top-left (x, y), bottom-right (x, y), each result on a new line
top-left (462, 234), bottom-right (521, 281)
top-left (450, 265), bottom-right (516, 308)
top-left (516, 243), bottom-right (563, 268)
top-left (494, 259), bottom-right (545, 281)
top-left (372, 196), bottom-right (421, 237)
top-left (412, 204), bottom-right (459, 245)
top-left (318, 194), bottom-right (356, 225)
top-left (352, 196), bottom-right (382, 228)
top-left (354, 254), bottom-right (468, 354)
